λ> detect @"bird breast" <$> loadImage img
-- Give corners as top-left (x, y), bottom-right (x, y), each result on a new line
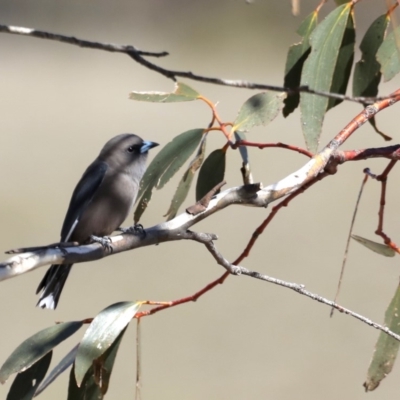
top-left (71, 171), bottom-right (138, 242)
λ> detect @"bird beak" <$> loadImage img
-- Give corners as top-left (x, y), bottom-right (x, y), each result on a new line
top-left (140, 141), bottom-right (158, 154)
top-left (140, 141), bottom-right (159, 154)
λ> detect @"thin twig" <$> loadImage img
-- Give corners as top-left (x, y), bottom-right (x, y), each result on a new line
top-left (237, 266), bottom-right (400, 342)
top-left (330, 173), bottom-right (369, 317)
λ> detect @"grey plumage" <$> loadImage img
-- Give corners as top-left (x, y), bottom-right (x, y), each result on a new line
top-left (36, 133), bottom-right (158, 309)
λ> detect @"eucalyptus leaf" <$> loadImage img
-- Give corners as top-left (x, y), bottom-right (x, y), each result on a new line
top-left (377, 25), bottom-right (400, 82)
top-left (129, 82), bottom-right (200, 102)
top-left (196, 149), bottom-right (226, 201)
top-left (351, 235), bottom-right (395, 257)
top-left (68, 329), bottom-right (126, 399)
top-left (352, 14), bottom-right (391, 140)
top-left (353, 14), bottom-right (389, 98)
top-left (134, 129), bottom-right (204, 222)
top-left (0, 321), bottom-right (82, 384)
top-left (68, 365), bottom-right (100, 400)
top-left (233, 92), bottom-right (286, 132)
top-left (327, 13), bottom-right (355, 110)
top-left (164, 135), bottom-right (207, 220)
top-left (34, 343), bottom-right (79, 396)
top-left (74, 302), bottom-right (140, 386)
top-left (283, 11), bottom-right (317, 117)
top-left (364, 283), bottom-right (400, 391)
top-left (300, 3), bottom-right (353, 151)
top-left (6, 351), bottom-right (51, 400)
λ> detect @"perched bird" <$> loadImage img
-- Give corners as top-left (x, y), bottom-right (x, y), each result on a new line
top-left (36, 133), bottom-right (158, 309)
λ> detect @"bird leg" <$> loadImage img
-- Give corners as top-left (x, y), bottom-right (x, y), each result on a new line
top-left (117, 224), bottom-right (146, 239)
top-left (90, 235), bottom-right (113, 252)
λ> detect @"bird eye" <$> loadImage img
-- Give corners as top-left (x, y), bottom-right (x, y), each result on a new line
top-left (127, 145), bottom-right (138, 153)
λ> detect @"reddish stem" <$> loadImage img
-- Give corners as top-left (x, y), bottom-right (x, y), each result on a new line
top-left (233, 140), bottom-right (313, 158)
top-left (135, 271), bottom-right (230, 318)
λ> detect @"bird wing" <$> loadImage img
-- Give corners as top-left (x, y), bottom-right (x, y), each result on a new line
top-left (60, 161), bottom-right (108, 241)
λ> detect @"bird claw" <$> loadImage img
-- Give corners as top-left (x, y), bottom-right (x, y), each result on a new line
top-left (90, 235), bottom-right (113, 251)
top-left (118, 224), bottom-right (146, 239)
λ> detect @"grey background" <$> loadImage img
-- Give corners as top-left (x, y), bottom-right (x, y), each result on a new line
top-left (1, 0), bottom-right (400, 399)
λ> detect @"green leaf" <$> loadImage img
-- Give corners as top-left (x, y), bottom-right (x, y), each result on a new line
top-left (68, 364), bottom-right (100, 400)
top-left (300, 3), bottom-right (353, 152)
top-left (129, 82), bottom-right (200, 102)
top-left (6, 351), bottom-right (51, 400)
top-left (353, 14), bottom-right (389, 97)
top-left (35, 344), bottom-right (79, 396)
top-left (351, 235), bottom-right (395, 257)
top-left (134, 129), bottom-right (204, 222)
top-left (91, 327), bottom-right (125, 395)
top-left (164, 135), bottom-right (207, 220)
top-left (283, 11), bottom-right (318, 117)
top-left (196, 149), bottom-right (226, 201)
top-left (327, 12), bottom-right (355, 110)
top-left (377, 25), bottom-right (400, 82)
top-left (75, 302), bottom-right (140, 386)
top-left (68, 329), bottom-right (126, 399)
top-left (353, 14), bottom-right (391, 140)
top-left (0, 321), bottom-right (82, 384)
top-left (364, 283), bottom-right (400, 391)
top-left (233, 92), bottom-right (286, 132)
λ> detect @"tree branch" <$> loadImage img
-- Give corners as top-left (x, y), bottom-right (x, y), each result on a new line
top-left (0, 24), bottom-right (168, 57)
top-left (0, 23), bottom-right (397, 105)
top-left (3, 135), bottom-right (400, 281)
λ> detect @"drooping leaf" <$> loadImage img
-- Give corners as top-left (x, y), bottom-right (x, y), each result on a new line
top-left (353, 14), bottom-right (391, 140)
top-left (283, 11), bottom-right (318, 117)
top-left (0, 321), bottom-right (82, 384)
top-left (233, 92), bottom-right (286, 132)
top-left (129, 82), bottom-right (200, 102)
top-left (34, 344), bottom-right (79, 396)
top-left (91, 327), bottom-right (125, 395)
top-left (75, 302), bottom-right (140, 386)
top-left (68, 365), bottom-right (100, 400)
top-left (164, 135), bottom-right (207, 220)
top-left (6, 351), bottom-right (51, 400)
top-left (351, 235), bottom-right (395, 257)
top-left (68, 329), bottom-right (126, 399)
top-left (300, 3), bottom-right (353, 152)
top-left (327, 13), bottom-right (355, 110)
top-left (364, 283), bottom-right (400, 391)
top-left (353, 14), bottom-right (389, 98)
top-left (377, 25), bottom-right (400, 82)
top-left (196, 149), bottom-right (226, 201)
top-left (134, 129), bottom-right (204, 222)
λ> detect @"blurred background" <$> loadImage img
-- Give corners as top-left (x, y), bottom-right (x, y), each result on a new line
top-left (1, 0), bottom-right (400, 398)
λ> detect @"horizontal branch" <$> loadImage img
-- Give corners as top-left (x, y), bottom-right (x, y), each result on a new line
top-left (2, 86), bottom-right (400, 277)
top-left (3, 140), bottom-right (400, 280)
top-left (2, 87), bottom-right (400, 279)
top-left (0, 23), bottom-right (396, 105)
top-left (0, 24), bottom-right (168, 57)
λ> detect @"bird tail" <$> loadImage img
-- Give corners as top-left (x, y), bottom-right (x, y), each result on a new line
top-left (36, 264), bottom-right (72, 309)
